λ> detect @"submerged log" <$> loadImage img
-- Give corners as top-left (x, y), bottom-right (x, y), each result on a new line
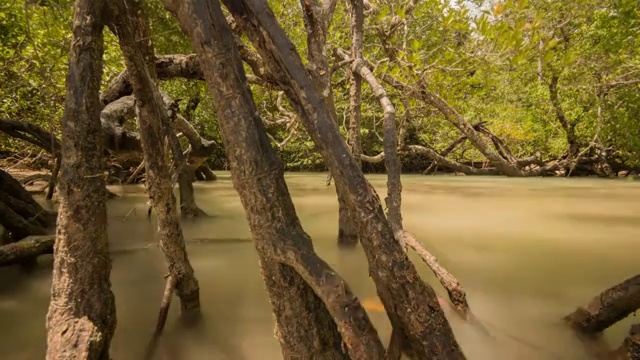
top-left (0, 235), bottom-right (55, 267)
top-left (565, 274), bottom-right (640, 333)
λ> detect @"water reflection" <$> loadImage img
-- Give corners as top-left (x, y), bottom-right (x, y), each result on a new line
top-left (0, 173), bottom-right (639, 359)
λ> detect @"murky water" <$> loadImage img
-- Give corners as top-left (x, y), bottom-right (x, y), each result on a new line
top-left (1, 173), bottom-right (639, 359)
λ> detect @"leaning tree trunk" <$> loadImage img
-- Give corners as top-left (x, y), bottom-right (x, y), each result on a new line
top-left (299, 0), bottom-right (359, 248)
top-left (222, 0), bottom-right (465, 357)
top-left (106, 0), bottom-right (201, 322)
top-left (165, 0), bottom-right (385, 358)
top-left (565, 274), bottom-right (640, 333)
top-left (45, 0), bottom-right (117, 357)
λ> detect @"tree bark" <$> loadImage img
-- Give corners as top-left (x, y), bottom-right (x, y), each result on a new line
top-left (106, 0), bottom-right (201, 322)
top-left (0, 235), bottom-right (55, 267)
top-left (565, 274), bottom-right (640, 333)
top-left (341, 0), bottom-right (364, 250)
top-left (222, 1), bottom-right (465, 357)
top-left (164, 1), bottom-right (385, 358)
top-left (45, 0), bottom-right (116, 357)
top-left (299, 0), bottom-right (358, 248)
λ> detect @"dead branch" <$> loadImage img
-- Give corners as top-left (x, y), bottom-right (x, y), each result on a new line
top-left (402, 231), bottom-right (469, 317)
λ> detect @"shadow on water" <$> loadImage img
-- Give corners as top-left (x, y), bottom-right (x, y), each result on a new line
top-left (0, 173), bottom-right (639, 359)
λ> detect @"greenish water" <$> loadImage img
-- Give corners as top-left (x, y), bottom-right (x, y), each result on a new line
top-left (0, 173), bottom-right (639, 359)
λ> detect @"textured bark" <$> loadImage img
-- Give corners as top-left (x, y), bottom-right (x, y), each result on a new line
top-left (106, 0), bottom-right (201, 322)
top-left (164, 1), bottom-right (384, 358)
top-left (222, 1), bottom-right (465, 357)
top-left (45, 0), bottom-right (116, 357)
top-left (0, 235), bottom-right (55, 267)
top-left (339, 0), bottom-right (364, 250)
top-left (565, 274), bottom-right (640, 333)
top-left (339, 50), bottom-right (403, 237)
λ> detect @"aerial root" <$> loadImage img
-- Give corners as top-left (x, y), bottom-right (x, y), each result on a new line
top-left (144, 274), bottom-right (176, 360)
top-left (273, 246), bottom-right (386, 359)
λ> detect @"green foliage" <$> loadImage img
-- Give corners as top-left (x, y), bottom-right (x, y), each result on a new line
top-left (1, 0), bottom-right (639, 171)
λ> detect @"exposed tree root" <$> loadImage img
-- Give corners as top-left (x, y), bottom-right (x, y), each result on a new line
top-left (565, 274), bottom-right (640, 333)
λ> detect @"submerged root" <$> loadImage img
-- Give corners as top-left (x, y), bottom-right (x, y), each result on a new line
top-left (144, 275), bottom-right (176, 360)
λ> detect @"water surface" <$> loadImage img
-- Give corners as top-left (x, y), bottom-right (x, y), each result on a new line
top-left (1, 173), bottom-right (638, 359)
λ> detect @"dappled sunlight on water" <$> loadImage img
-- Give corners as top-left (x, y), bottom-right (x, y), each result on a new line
top-left (0, 173), bottom-right (639, 359)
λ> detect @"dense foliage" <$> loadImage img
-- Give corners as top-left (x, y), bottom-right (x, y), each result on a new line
top-left (1, 0), bottom-right (638, 171)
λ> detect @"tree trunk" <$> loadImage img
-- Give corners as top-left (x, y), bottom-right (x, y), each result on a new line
top-left (164, 1), bottom-right (385, 358)
top-left (298, 0), bottom-right (358, 248)
top-left (45, 0), bottom-right (116, 357)
top-left (106, 0), bottom-right (201, 322)
top-left (565, 274), bottom-right (640, 333)
top-left (222, 1), bottom-right (465, 357)
top-left (0, 235), bottom-right (55, 267)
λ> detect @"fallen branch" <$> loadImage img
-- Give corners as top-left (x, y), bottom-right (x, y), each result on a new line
top-left (424, 135), bottom-right (468, 175)
top-left (565, 274), bottom-right (640, 333)
top-left (126, 160), bottom-right (146, 184)
top-left (408, 144), bottom-right (501, 175)
top-left (402, 231), bottom-right (469, 317)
